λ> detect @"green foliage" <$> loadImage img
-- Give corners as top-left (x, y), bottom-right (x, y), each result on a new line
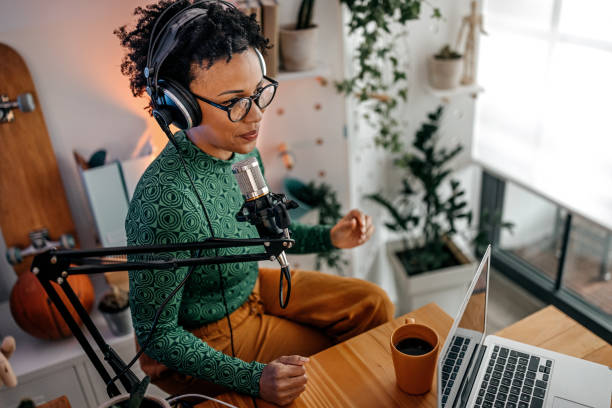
top-left (473, 210), bottom-right (515, 256)
top-left (128, 376), bottom-right (150, 408)
top-left (434, 44), bottom-right (462, 59)
top-left (290, 180), bottom-right (348, 272)
top-left (366, 106), bottom-right (513, 275)
top-left (366, 106), bottom-right (471, 274)
top-left (337, 0), bottom-right (442, 152)
top-left (296, 0), bottom-right (316, 30)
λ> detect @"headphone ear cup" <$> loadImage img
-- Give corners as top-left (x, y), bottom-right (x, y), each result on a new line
top-left (155, 78), bottom-right (202, 129)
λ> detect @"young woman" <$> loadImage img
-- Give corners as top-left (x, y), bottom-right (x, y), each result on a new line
top-left (116, 1), bottom-right (393, 405)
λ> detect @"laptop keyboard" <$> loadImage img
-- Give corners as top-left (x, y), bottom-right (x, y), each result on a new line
top-left (440, 335), bottom-right (471, 406)
top-left (475, 345), bottom-right (552, 408)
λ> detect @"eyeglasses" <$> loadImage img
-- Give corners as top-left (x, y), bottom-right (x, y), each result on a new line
top-left (191, 75), bottom-right (278, 122)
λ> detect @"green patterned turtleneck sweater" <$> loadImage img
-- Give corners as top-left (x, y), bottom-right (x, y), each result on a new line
top-left (125, 131), bottom-right (334, 396)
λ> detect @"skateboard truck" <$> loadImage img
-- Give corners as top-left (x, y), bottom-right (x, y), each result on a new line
top-left (1, 93), bottom-right (36, 124)
top-left (6, 228), bottom-right (74, 265)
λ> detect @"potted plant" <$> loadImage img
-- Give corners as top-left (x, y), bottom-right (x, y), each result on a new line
top-left (428, 44), bottom-right (463, 90)
top-left (99, 283), bottom-right (132, 337)
top-left (336, 0), bottom-right (442, 152)
top-left (366, 106), bottom-right (511, 315)
top-left (285, 178), bottom-right (348, 273)
top-left (99, 377), bottom-right (170, 408)
top-left (279, 0), bottom-right (318, 71)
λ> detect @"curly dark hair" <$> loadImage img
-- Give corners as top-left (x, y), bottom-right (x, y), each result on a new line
top-left (115, 0), bottom-right (269, 109)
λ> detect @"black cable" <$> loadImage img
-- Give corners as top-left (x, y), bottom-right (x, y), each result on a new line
top-left (104, 126), bottom-right (238, 393)
top-left (279, 266), bottom-right (291, 309)
top-left (105, 251), bottom-right (200, 393)
top-left (169, 129), bottom-right (236, 358)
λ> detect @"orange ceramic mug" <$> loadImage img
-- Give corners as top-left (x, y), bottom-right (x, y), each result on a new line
top-left (390, 317), bottom-right (440, 394)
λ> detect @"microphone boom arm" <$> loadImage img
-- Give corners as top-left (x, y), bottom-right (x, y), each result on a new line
top-left (30, 236), bottom-right (294, 398)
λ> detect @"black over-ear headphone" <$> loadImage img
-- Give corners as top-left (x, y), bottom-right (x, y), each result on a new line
top-left (145, 0), bottom-right (267, 131)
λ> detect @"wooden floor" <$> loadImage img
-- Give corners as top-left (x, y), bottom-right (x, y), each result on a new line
top-left (513, 244), bottom-right (612, 315)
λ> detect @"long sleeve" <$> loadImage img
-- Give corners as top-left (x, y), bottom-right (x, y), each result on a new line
top-left (127, 182), bottom-right (265, 395)
top-left (251, 150), bottom-right (335, 255)
top-left (287, 222), bottom-right (334, 254)
top-left (125, 133), bottom-right (268, 396)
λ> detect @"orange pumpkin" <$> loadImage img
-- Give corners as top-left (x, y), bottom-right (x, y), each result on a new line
top-left (9, 271), bottom-right (95, 340)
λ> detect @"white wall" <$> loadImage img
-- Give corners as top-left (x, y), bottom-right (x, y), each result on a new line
top-left (0, 0), bottom-right (348, 299)
top-left (0, 0), bottom-right (484, 303)
top-left (255, 0), bottom-right (350, 273)
top-left (0, 0), bottom-right (166, 300)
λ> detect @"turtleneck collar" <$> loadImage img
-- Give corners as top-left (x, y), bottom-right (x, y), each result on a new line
top-left (171, 130), bottom-right (250, 168)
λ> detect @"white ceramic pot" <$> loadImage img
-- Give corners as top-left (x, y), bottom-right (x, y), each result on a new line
top-left (98, 394), bottom-right (171, 408)
top-left (387, 237), bottom-right (477, 317)
top-left (427, 56), bottom-right (463, 90)
top-left (279, 24), bottom-right (318, 71)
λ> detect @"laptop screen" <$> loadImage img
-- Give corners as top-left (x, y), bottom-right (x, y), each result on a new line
top-left (438, 246), bottom-right (490, 408)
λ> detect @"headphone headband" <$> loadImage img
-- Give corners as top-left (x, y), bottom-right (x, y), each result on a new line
top-left (145, 0), bottom-right (238, 98)
top-left (148, 8), bottom-right (208, 96)
top-left (145, 0), bottom-right (267, 130)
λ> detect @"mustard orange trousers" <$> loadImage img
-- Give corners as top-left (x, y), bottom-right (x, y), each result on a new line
top-left (139, 268), bottom-right (394, 396)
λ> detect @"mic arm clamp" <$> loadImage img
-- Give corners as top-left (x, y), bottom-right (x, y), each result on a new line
top-left (235, 192), bottom-right (298, 241)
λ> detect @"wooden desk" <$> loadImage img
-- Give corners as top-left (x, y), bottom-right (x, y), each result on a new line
top-left (199, 303), bottom-right (612, 408)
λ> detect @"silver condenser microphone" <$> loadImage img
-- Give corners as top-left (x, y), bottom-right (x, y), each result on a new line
top-left (232, 157), bottom-right (297, 308)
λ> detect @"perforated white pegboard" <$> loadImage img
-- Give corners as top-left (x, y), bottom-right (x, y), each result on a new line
top-left (257, 0), bottom-right (350, 273)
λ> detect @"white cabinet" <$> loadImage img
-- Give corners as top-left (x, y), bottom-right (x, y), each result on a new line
top-left (0, 360), bottom-right (95, 407)
top-left (0, 295), bottom-right (168, 408)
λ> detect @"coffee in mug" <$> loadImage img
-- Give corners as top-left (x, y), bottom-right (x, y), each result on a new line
top-left (390, 317), bottom-right (440, 395)
top-left (394, 337), bottom-right (434, 356)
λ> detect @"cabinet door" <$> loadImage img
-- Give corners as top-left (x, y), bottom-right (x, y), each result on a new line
top-left (0, 364), bottom-right (91, 407)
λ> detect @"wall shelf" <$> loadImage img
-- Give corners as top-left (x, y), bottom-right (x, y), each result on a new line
top-left (426, 83), bottom-right (484, 101)
top-left (276, 64), bottom-right (330, 82)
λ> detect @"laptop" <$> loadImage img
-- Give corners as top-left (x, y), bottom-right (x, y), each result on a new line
top-left (437, 245), bottom-right (611, 408)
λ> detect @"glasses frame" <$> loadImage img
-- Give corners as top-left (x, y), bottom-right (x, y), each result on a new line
top-left (191, 75), bottom-right (279, 122)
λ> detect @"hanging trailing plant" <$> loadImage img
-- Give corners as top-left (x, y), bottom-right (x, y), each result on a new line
top-left (336, 0), bottom-right (442, 152)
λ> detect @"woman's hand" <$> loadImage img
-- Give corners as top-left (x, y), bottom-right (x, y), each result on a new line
top-left (330, 209), bottom-right (374, 249)
top-left (259, 355), bottom-right (309, 406)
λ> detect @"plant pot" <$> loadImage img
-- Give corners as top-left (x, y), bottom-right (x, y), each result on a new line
top-left (98, 394), bottom-right (170, 408)
top-left (279, 24), bottom-right (318, 72)
top-left (427, 56), bottom-right (463, 90)
top-left (99, 296), bottom-right (132, 337)
top-left (387, 236), bottom-right (477, 316)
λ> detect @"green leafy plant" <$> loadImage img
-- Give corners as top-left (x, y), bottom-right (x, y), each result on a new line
top-left (296, 0), bottom-right (316, 29)
top-left (336, 0), bottom-right (442, 152)
top-left (434, 44), bottom-right (462, 59)
top-left (128, 376), bottom-right (150, 408)
top-left (473, 209), bottom-right (515, 256)
top-left (288, 179), bottom-right (348, 272)
top-left (366, 106), bottom-right (513, 275)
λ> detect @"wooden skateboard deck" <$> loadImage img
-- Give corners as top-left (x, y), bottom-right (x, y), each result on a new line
top-left (0, 43), bottom-right (78, 276)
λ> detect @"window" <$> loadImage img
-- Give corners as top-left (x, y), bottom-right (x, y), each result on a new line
top-left (474, 1), bottom-right (612, 233)
top-left (476, 1), bottom-right (612, 340)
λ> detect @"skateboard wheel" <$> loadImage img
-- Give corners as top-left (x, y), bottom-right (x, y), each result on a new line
top-left (60, 234), bottom-right (75, 249)
top-left (6, 247), bottom-right (22, 265)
